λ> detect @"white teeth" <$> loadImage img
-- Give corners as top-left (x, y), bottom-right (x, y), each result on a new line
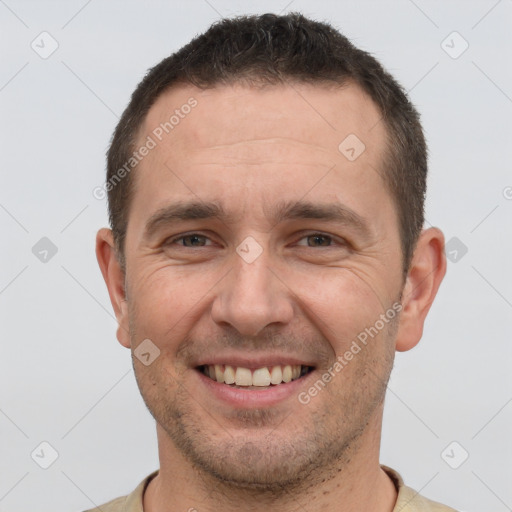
top-left (282, 365), bottom-right (292, 383)
top-left (214, 364), bottom-right (224, 383)
top-left (270, 365), bottom-right (282, 384)
top-left (202, 363), bottom-right (308, 387)
top-left (224, 365), bottom-right (235, 384)
top-left (235, 367), bottom-right (252, 386)
top-left (252, 367), bottom-right (271, 386)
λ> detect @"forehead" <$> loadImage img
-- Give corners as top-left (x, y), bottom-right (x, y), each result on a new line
top-left (131, 81), bottom-right (392, 230)
top-left (141, 81), bottom-right (386, 159)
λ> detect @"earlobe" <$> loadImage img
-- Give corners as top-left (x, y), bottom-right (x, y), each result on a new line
top-left (394, 227), bottom-right (447, 352)
top-left (95, 228), bottom-right (131, 348)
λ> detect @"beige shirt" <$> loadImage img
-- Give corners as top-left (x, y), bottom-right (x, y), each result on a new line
top-left (83, 466), bottom-right (457, 512)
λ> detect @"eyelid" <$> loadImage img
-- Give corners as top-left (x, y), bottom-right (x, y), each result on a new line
top-left (165, 232), bottom-right (215, 247)
top-left (296, 234), bottom-right (329, 245)
top-left (164, 231), bottom-right (347, 248)
top-left (294, 232), bottom-right (346, 247)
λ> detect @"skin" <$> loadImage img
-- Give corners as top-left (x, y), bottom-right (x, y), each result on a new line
top-left (96, 81), bottom-right (446, 512)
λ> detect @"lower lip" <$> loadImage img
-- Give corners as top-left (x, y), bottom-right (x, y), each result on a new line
top-left (195, 369), bottom-right (315, 408)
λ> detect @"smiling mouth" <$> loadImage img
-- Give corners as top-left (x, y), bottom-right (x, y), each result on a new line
top-left (197, 364), bottom-right (314, 389)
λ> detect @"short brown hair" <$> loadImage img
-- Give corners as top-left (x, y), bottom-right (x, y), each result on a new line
top-left (106, 12), bottom-right (427, 278)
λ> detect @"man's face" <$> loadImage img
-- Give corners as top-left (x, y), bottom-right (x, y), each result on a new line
top-left (120, 82), bottom-right (405, 488)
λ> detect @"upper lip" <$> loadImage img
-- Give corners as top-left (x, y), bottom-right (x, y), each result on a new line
top-left (193, 353), bottom-right (316, 369)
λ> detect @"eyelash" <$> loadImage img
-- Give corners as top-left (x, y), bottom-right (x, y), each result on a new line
top-left (165, 232), bottom-right (344, 248)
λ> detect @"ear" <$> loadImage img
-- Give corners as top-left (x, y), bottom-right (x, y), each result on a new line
top-left (95, 228), bottom-right (131, 348)
top-left (395, 227), bottom-right (447, 352)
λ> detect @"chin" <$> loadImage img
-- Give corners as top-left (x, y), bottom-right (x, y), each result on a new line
top-left (190, 439), bottom-right (316, 492)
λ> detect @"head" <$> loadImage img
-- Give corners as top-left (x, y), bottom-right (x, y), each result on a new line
top-left (97, 13), bottom-right (445, 493)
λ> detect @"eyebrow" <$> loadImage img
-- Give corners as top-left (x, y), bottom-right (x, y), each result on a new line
top-left (144, 201), bottom-right (229, 239)
top-left (269, 199), bottom-right (371, 237)
top-left (143, 199), bottom-right (372, 239)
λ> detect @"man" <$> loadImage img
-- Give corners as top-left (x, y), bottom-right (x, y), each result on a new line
top-left (92, 12), bottom-right (453, 512)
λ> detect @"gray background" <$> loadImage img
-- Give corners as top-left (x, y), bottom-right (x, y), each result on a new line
top-left (1, 1), bottom-right (511, 510)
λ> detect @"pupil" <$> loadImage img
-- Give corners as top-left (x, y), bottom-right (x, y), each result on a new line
top-left (186, 235), bottom-right (203, 246)
top-left (310, 235), bottom-right (329, 246)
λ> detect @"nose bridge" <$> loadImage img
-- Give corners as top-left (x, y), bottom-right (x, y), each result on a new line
top-left (210, 243), bottom-right (293, 336)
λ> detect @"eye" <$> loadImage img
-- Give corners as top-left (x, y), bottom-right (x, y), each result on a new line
top-left (166, 233), bottom-right (213, 247)
top-left (296, 233), bottom-right (336, 247)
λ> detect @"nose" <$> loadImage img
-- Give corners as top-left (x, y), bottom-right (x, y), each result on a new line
top-left (210, 247), bottom-right (294, 337)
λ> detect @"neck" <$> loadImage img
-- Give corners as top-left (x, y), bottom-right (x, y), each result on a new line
top-left (143, 413), bottom-right (397, 512)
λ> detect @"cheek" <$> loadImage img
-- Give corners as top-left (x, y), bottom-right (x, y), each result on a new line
top-left (128, 255), bottom-right (394, 358)
top-left (128, 265), bottom-right (210, 345)
top-left (289, 266), bottom-right (388, 352)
